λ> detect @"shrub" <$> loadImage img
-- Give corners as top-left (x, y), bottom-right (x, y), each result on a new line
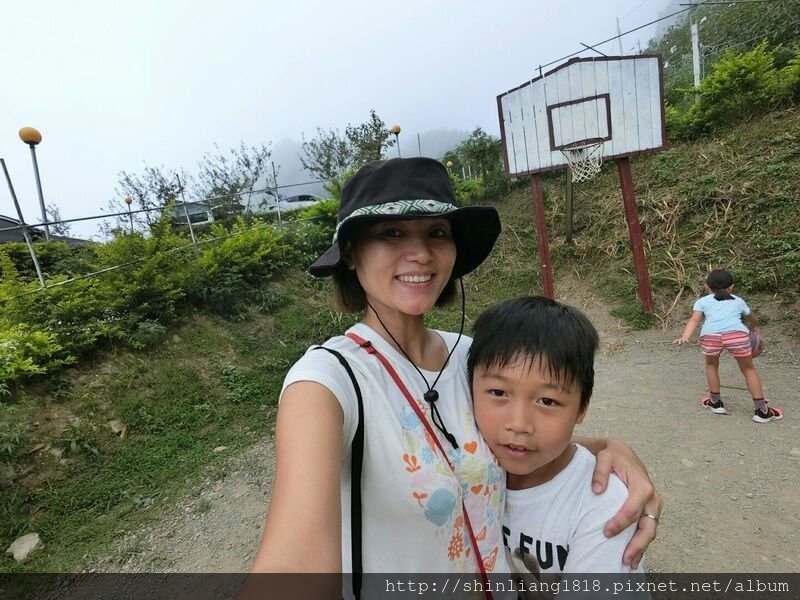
top-left (774, 46), bottom-right (800, 103)
top-left (454, 178), bottom-right (483, 205)
top-left (185, 219), bottom-right (283, 318)
top-left (129, 320), bottom-right (167, 349)
top-left (482, 170), bottom-right (510, 201)
top-left (0, 321), bottom-right (65, 385)
top-left (694, 42), bottom-right (779, 131)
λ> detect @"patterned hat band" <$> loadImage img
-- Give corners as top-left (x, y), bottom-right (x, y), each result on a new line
top-left (331, 199), bottom-right (458, 243)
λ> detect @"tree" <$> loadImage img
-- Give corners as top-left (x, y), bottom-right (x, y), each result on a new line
top-left (346, 110), bottom-right (395, 165)
top-left (110, 164), bottom-right (190, 232)
top-left (45, 203), bottom-right (72, 236)
top-left (649, 0), bottom-right (800, 107)
top-left (299, 127), bottom-right (353, 182)
top-left (196, 141), bottom-right (272, 218)
top-left (453, 128), bottom-right (502, 177)
top-left (299, 110), bottom-right (394, 181)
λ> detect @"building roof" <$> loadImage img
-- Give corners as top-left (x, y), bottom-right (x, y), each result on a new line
top-left (0, 214), bottom-right (90, 247)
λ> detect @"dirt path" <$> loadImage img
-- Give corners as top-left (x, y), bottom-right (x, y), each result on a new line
top-left (90, 288), bottom-right (800, 573)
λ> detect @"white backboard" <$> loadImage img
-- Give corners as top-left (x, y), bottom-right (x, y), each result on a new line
top-left (497, 56), bottom-right (666, 176)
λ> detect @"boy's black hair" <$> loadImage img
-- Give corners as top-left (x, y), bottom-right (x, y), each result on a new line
top-left (706, 269), bottom-right (735, 301)
top-left (467, 296), bottom-right (599, 411)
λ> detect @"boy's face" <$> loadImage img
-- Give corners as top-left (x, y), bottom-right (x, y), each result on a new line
top-left (472, 356), bottom-right (586, 490)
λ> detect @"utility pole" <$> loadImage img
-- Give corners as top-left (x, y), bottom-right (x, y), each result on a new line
top-left (689, 2), bottom-right (702, 97)
top-left (616, 17), bottom-right (624, 55)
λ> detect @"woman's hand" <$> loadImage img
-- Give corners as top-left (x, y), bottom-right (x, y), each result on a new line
top-left (591, 438), bottom-right (663, 569)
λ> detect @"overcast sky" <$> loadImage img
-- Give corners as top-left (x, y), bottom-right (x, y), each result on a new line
top-left (1, 0), bottom-right (670, 239)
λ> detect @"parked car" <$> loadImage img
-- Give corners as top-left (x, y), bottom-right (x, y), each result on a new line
top-left (268, 194), bottom-right (322, 213)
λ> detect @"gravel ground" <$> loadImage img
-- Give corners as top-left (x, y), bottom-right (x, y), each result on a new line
top-left (89, 292), bottom-right (800, 574)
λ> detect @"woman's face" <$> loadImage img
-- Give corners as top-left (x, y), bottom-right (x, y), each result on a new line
top-left (349, 218), bottom-right (456, 318)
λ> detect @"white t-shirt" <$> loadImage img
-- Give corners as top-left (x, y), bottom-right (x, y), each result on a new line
top-left (503, 445), bottom-right (643, 574)
top-left (282, 322), bottom-right (508, 576)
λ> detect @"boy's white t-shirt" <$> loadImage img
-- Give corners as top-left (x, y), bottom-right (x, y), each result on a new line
top-left (503, 444), bottom-right (643, 574)
top-left (282, 322), bottom-right (509, 575)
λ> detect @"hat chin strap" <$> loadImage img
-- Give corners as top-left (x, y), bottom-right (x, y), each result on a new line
top-left (366, 278), bottom-right (465, 450)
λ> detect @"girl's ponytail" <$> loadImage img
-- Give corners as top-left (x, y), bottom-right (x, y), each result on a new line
top-left (707, 269), bottom-right (735, 301)
top-left (713, 288), bottom-right (733, 301)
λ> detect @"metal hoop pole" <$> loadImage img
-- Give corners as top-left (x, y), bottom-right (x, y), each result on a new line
top-left (617, 157), bottom-right (653, 313)
top-left (530, 174), bottom-right (555, 299)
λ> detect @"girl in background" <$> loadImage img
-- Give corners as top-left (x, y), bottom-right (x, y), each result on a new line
top-left (673, 268), bottom-right (783, 423)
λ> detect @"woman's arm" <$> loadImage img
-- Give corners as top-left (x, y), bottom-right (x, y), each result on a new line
top-left (573, 436), bottom-right (663, 570)
top-left (250, 381), bottom-right (344, 572)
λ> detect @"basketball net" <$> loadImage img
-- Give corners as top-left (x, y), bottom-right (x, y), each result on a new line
top-left (560, 140), bottom-right (604, 183)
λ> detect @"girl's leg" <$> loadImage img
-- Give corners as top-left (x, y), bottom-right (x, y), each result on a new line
top-left (705, 354), bottom-right (721, 395)
top-left (734, 355), bottom-right (783, 422)
top-left (701, 355), bottom-right (726, 414)
top-left (734, 356), bottom-right (764, 399)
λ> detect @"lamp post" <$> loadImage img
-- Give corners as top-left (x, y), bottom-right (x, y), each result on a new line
top-left (446, 160), bottom-right (454, 174)
top-left (124, 196), bottom-right (134, 234)
top-left (18, 126), bottom-right (50, 240)
top-left (389, 124), bottom-right (401, 158)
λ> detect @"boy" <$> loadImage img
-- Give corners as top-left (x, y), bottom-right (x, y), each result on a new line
top-left (468, 296), bottom-right (644, 574)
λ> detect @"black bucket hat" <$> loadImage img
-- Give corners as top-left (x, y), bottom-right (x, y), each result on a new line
top-left (309, 157), bottom-right (501, 278)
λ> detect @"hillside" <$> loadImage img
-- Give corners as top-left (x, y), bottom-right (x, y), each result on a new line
top-left (1, 108), bottom-right (799, 572)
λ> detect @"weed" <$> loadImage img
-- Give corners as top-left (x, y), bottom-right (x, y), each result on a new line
top-left (129, 320), bottom-right (167, 349)
top-left (610, 305), bottom-right (656, 330)
top-left (195, 498), bottom-right (212, 513)
top-left (57, 424), bottom-right (100, 459)
top-left (257, 289), bottom-right (291, 314)
top-left (47, 373), bottom-right (73, 400)
top-left (219, 365), bottom-right (265, 404)
top-left (0, 421), bottom-right (27, 456)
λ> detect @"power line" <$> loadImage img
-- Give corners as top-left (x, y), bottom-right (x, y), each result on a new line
top-left (621, 0), bottom-right (656, 20)
top-left (539, 5), bottom-right (697, 70)
top-left (703, 24), bottom-right (800, 57)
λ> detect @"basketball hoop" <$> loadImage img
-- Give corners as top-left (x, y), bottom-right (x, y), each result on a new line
top-left (560, 139), bottom-right (604, 183)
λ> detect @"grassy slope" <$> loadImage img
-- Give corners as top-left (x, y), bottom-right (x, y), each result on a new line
top-left (1, 109), bottom-right (798, 572)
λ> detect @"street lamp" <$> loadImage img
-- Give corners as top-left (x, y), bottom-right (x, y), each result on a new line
top-left (124, 196), bottom-right (134, 234)
top-left (446, 160), bottom-right (454, 173)
top-left (389, 124), bottom-right (401, 158)
top-left (18, 126), bottom-right (50, 240)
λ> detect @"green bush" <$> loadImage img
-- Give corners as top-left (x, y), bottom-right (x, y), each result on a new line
top-left (663, 43), bottom-right (800, 139)
top-left (185, 219), bottom-right (284, 318)
top-left (697, 42), bottom-right (778, 128)
top-left (0, 418), bottom-right (27, 457)
top-left (454, 178), bottom-right (483, 205)
top-left (775, 46), bottom-right (800, 102)
top-left (0, 240), bottom-right (94, 282)
top-left (286, 199), bottom-right (340, 267)
top-left (299, 199), bottom-right (338, 240)
top-left (129, 320), bottom-right (167, 349)
top-left (0, 321), bottom-right (65, 385)
top-left (482, 170), bottom-right (510, 201)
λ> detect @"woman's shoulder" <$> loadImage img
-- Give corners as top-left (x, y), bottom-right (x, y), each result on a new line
top-left (434, 329), bottom-right (473, 349)
top-left (290, 329), bottom-right (368, 371)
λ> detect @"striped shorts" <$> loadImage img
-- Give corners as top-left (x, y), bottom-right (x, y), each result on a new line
top-left (699, 331), bottom-right (751, 357)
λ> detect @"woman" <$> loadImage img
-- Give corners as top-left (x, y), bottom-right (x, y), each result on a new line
top-left (251, 158), bottom-right (661, 587)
